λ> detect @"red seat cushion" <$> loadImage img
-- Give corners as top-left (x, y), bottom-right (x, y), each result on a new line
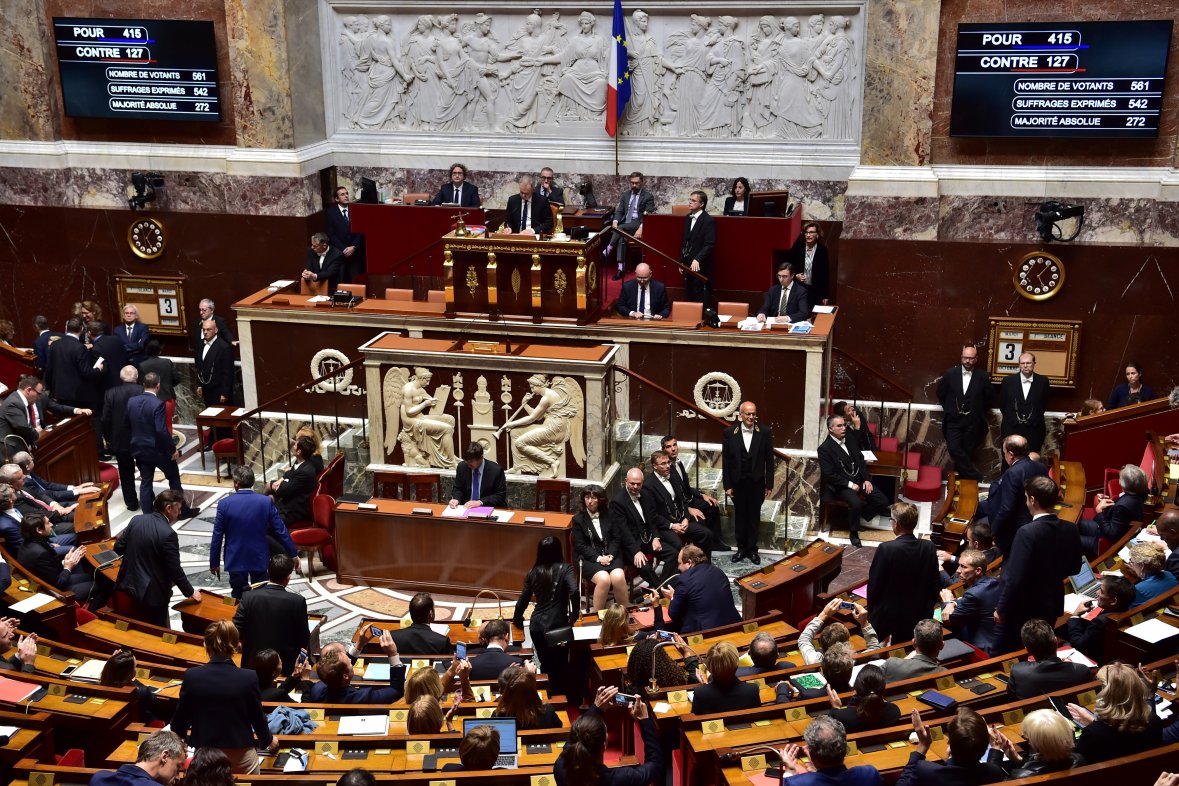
top-left (212, 438), bottom-right (237, 455)
top-left (98, 462), bottom-right (120, 491)
top-left (291, 528), bottom-right (331, 548)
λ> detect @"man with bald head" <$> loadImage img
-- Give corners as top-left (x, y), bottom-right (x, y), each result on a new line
top-left (102, 365), bottom-right (144, 510)
top-left (723, 401), bottom-right (776, 564)
top-left (610, 466), bottom-right (677, 586)
top-left (195, 317), bottom-right (235, 448)
top-left (974, 435), bottom-right (1047, 555)
top-left (616, 263), bottom-right (670, 320)
top-left (1155, 510), bottom-right (1179, 583)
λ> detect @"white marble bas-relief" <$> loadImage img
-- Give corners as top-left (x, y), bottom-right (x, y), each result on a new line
top-left (326, 7), bottom-right (863, 142)
top-left (499, 374), bottom-right (586, 478)
top-left (382, 366), bottom-right (458, 467)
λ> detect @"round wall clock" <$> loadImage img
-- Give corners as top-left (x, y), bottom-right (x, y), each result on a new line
top-left (1014, 250), bottom-right (1064, 301)
top-left (128, 217), bottom-right (166, 260)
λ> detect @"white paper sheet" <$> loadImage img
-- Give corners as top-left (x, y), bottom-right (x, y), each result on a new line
top-left (337, 714), bottom-right (390, 735)
top-left (1125, 617), bottom-right (1179, 643)
top-left (812, 305), bottom-right (836, 314)
top-left (361, 662), bottom-right (390, 681)
top-left (573, 625), bottom-right (602, 641)
top-left (198, 407), bottom-right (224, 417)
top-left (9, 593), bottom-right (54, 614)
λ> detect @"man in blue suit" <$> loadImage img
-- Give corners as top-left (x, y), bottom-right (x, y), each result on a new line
top-left (30, 316), bottom-right (62, 373)
top-left (117, 305), bottom-right (150, 366)
top-left (939, 549), bottom-right (1002, 655)
top-left (126, 373), bottom-right (198, 519)
top-left (211, 465), bottom-right (296, 598)
top-left (616, 263), bottom-right (670, 320)
top-left (779, 715), bottom-right (882, 785)
top-left (325, 186), bottom-right (365, 283)
top-left (654, 544), bottom-right (740, 634)
top-left (757, 263), bottom-right (812, 324)
top-left (975, 435), bottom-right (1046, 555)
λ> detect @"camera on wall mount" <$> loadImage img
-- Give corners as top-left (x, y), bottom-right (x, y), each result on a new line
top-left (129, 172), bottom-right (165, 210)
top-left (1034, 201), bottom-right (1085, 242)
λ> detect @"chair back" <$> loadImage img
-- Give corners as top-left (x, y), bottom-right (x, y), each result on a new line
top-left (670, 302), bottom-right (703, 323)
top-left (316, 453), bottom-right (345, 499)
top-left (373, 470), bottom-right (408, 500)
top-left (385, 288), bottom-right (414, 301)
top-left (408, 473), bottom-right (442, 503)
top-left (716, 301), bottom-right (748, 320)
top-left (427, 290), bottom-right (446, 303)
top-left (670, 204), bottom-right (692, 216)
top-left (312, 493), bottom-right (337, 533)
top-left (299, 279), bottom-right (329, 296)
top-left (404, 192), bottom-right (431, 204)
top-left (336, 283), bottom-right (365, 298)
top-left (534, 479), bottom-right (572, 513)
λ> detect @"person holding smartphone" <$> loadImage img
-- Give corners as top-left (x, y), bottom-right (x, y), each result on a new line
top-left (554, 686), bottom-right (661, 786)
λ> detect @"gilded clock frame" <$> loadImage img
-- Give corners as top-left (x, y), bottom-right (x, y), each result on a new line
top-left (1013, 250), bottom-right (1065, 302)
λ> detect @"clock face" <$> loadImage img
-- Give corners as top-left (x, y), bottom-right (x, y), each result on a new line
top-left (128, 218), bottom-right (166, 260)
top-left (1014, 251), bottom-right (1064, 301)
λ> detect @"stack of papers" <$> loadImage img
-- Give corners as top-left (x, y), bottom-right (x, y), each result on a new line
top-left (69, 659), bottom-right (107, 683)
top-left (307, 295), bottom-right (331, 303)
top-left (198, 406), bottom-right (224, 417)
top-left (268, 279), bottom-right (296, 289)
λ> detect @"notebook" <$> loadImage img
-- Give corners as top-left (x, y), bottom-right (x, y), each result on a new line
top-left (463, 716), bottom-right (518, 769)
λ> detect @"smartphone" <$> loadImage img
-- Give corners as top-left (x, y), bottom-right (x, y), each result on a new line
top-left (456, 642), bottom-right (467, 660)
top-left (61, 665), bottom-right (78, 677)
top-left (295, 649), bottom-right (308, 668)
top-left (369, 625), bottom-right (384, 638)
top-left (838, 601), bottom-right (857, 611)
top-left (613, 692), bottom-right (638, 705)
top-left (656, 630), bottom-right (673, 641)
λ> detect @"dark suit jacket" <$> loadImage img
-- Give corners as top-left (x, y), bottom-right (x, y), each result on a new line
top-left (305, 664), bottom-right (406, 704)
top-left (572, 510), bottom-right (626, 563)
top-left (33, 330), bottom-right (63, 371)
top-left (196, 336), bottom-right (235, 403)
top-left (999, 372), bottom-right (1050, 444)
top-left (1108, 382), bottom-right (1156, 410)
top-left (468, 646), bottom-right (524, 681)
top-left (504, 192), bottom-right (553, 234)
top-left (980, 457), bottom-right (1048, 555)
top-left (431, 182), bottom-right (481, 207)
top-left (138, 356), bottom-right (180, 401)
top-left (232, 582), bottom-right (309, 675)
top-left (326, 204), bottom-right (365, 256)
top-left (22, 473), bottom-right (74, 505)
top-left (190, 313), bottom-right (233, 359)
top-left (759, 283), bottom-right (810, 323)
top-left (786, 238), bottom-right (831, 303)
top-left (996, 514), bottom-right (1083, 628)
top-left (171, 657), bottom-right (272, 749)
top-left (1090, 492), bottom-right (1145, 545)
top-left (817, 435), bottom-right (873, 499)
top-left (613, 188), bottom-right (656, 226)
top-left (1064, 611), bottom-right (1113, 663)
top-left (681, 211), bottom-right (716, 273)
top-left (895, 750), bottom-right (1006, 786)
top-left (451, 459), bottom-right (507, 507)
top-left (867, 533), bottom-right (941, 643)
top-left (690, 679), bottom-right (760, 715)
top-left (304, 245), bottom-right (344, 293)
top-left (616, 279), bottom-right (670, 319)
top-left (45, 334), bottom-right (101, 405)
top-left (660, 562), bottom-right (741, 633)
top-left (90, 333), bottom-right (129, 392)
top-left (947, 575), bottom-right (1002, 654)
top-left (273, 459), bottom-right (318, 524)
top-left (117, 322), bottom-right (149, 364)
top-left (721, 195), bottom-right (746, 216)
top-left (1008, 656), bottom-right (1092, 699)
top-left (114, 511), bottom-right (194, 607)
top-left (721, 423), bottom-right (775, 491)
top-left (608, 489), bottom-right (651, 555)
top-left (16, 538), bottom-right (72, 590)
top-left (126, 392), bottom-right (173, 458)
top-left (390, 622), bottom-right (453, 655)
top-left (538, 184), bottom-right (565, 205)
top-left (640, 473), bottom-right (688, 532)
top-left (101, 383), bottom-right (143, 452)
top-left (1166, 548), bottom-right (1179, 584)
top-left (669, 460), bottom-right (708, 507)
top-left (935, 365), bottom-right (993, 427)
top-left (0, 512), bottom-right (23, 553)
top-left (0, 390), bottom-right (71, 449)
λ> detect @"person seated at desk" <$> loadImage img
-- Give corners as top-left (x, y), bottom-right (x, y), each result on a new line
top-left (939, 548), bottom-right (1002, 655)
top-left (1125, 541), bottom-right (1178, 607)
top-left (1078, 463), bottom-right (1147, 559)
top-left (17, 511), bottom-right (93, 603)
top-left (722, 176), bottom-right (750, 216)
top-left (1062, 574), bottom-right (1135, 664)
top-left (494, 667), bottom-right (561, 729)
top-left (12, 450), bottom-right (100, 506)
top-left (0, 375), bottom-right (81, 454)
top-left (757, 263), bottom-right (810, 324)
top-left (779, 642), bottom-right (854, 702)
top-left (896, 707), bottom-right (1006, 786)
top-left (626, 633), bottom-right (700, 691)
top-left (441, 724), bottom-right (499, 772)
top-left (305, 629), bottom-right (406, 703)
top-left (937, 520), bottom-right (999, 588)
top-left (250, 648), bottom-right (310, 703)
top-left (555, 686), bottom-right (662, 786)
top-left (469, 618), bottom-right (531, 680)
top-left (777, 715), bottom-right (883, 786)
top-left (828, 664), bottom-right (900, 733)
top-left (690, 641), bottom-right (760, 715)
top-left (499, 175), bottom-right (552, 236)
top-left (799, 598), bottom-right (880, 665)
top-left (391, 591), bottom-right (454, 654)
top-left (1107, 361), bottom-right (1155, 410)
top-left (616, 263), bottom-right (669, 320)
top-left (90, 730), bottom-right (185, 786)
top-left (991, 709), bottom-right (1085, 778)
top-left (736, 630), bottom-right (795, 676)
top-left (538, 166), bottom-right (565, 205)
top-left (0, 615), bottom-right (36, 673)
top-left (881, 620), bottom-right (946, 682)
top-left (431, 162), bottom-right (481, 207)
top-left (448, 442), bottom-right (507, 509)
top-left (102, 649), bottom-right (169, 723)
top-left (1067, 662), bottom-right (1164, 764)
top-left (1009, 619), bottom-right (1092, 699)
top-left (302, 232), bottom-right (343, 293)
top-left (654, 544), bottom-right (741, 634)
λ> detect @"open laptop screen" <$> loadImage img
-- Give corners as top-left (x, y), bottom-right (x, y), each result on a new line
top-left (1069, 557), bottom-right (1096, 594)
top-left (462, 717), bottom-right (518, 754)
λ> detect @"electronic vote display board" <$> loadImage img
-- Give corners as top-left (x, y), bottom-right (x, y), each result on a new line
top-left (950, 21), bottom-right (1172, 138)
top-left (53, 18), bottom-right (221, 122)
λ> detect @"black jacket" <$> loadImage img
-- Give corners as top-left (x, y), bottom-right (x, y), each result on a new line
top-left (171, 657), bottom-right (272, 749)
top-left (690, 679), bottom-right (760, 716)
top-left (45, 334), bottom-right (101, 406)
top-left (504, 192), bottom-right (553, 234)
top-left (996, 514), bottom-right (1083, 629)
top-left (608, 489), bottom-right (651, 556)
top-left (680, 210), bottom-right (715, 271)
top-left (721, 423), bottom-right (775, 490)
top-left (431, 182), bottom-right (481, 207)
top-left (272, 460), bottom-right (318, 525)
top-left (233, 582), bottom-right (310, 675)
top-left (102, 383), bottom-right (144, 452)
top-left (114, 511), bottom-right (194, 607)
top-left (758, 283), bottom-right (810, 323)
top-left (196, 336), bottom-right (235, 404)
top-left (571, 510), bottom-right (626, 564)
top-left (1008, 656), bottom-right (1092, 700)
top-left (867, 533), bottom-right (941, 644)
top-left (304, 245), bottom-right (345, 292)
top-left (936, 365), bottom-right (993, 427)
top-left (817, 434), bottom-right (873, 500)
top-left (451, 459), bottom-right (507, 507)
top-left (389, 622), bottom-right (453, 655)
top-left (514, 563), bottom-right (578, 632)
top-left (468, 646), bottom-right (525, 681)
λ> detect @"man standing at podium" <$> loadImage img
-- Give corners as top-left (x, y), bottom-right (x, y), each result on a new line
top-left (302, 233), bottom-right (343, 294)
top-left (326, 186), bottom-right (365, 284)
top-left (500, 176), bottom-right (552, 236)
top-left (538, 167), bottom-right (565, 204)
top-left (681, 191), bottom-right (716, 305)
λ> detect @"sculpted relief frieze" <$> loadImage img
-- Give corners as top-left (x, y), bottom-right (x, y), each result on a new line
top-left (328, 7), bottom-right (862, 142)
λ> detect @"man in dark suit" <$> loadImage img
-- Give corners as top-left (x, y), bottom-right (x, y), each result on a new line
top-left (308, 631), bottom-right (406, 703)
top-left (326, 186), bottom-right (365, 284)
top-left (994, 475), bottom-right (1083, 653)
top-left (500, 175), bottom-right (552, 235)
top-left (643, 449), bottom-right (714, 555)
top-left (608, 171), bottom-right (656, 279)
top-left (233, 553), bottom-right (308, 675)
top-left (999, 352), bottom-right (1050, 456)
top-left (448, 442), bottom-right (507, 509)
top-left (0, 375), bottom-right (79, 456)
top-left (655, 545), bottom-right (740, 633)
top-left (31, 315), bottom-right (62, 373)
top-left (268, 436), bottom-right (318, 526)
top-left (757, 263), bottom-right (811, 324)
top-left (976, 435), bottom-right (1047, 555)
top-left (722, 401), bottom-right (776, 564)
top-left (114, 490), bottom-right (202, 626)
top-left (1008, 618), bottom-right (1093, 699)
top-left (88, 321), bottom-right (130, 396)
top-left (610, 467), bottom-right (676, 586)
top-left (469, 618), bottom-right (528, 680)
top-left (662, 434), bottom-right (728, 551)
top-left (302, 232), bottom-right (344, 294)
top-left (195, 319), bottom-right (235, 410)
top-left (390, 592), bottom-right (453, 654)
top-left (190, 299), bottom-right (234, 360)
top-left (939, 549), bottom-right (1002, 654)
top-left (1061, 574), bottom-right (1135, 663)
top-left (2, 461), bottom-right (77, 531)
top-left (680, 191), bottom-right (716, 304)
top-left (430, 162), bottom-right (481, 207)
top-left (127, 373), bottom-right (198, 519)
top-left (896, 706), bottom-right (1006, 786)
top-left (44, 316), bottom-right (104, 421)
top-left (1077, 464), bottom-right (1147, 559)
top-left (101, 366), bottom-right (144, 511)
top-left (777, 715), bottom-right (882, 785)
top-left (213, 466), bottom-right (296, 598)
top-left (818, 414), bottom-right (890, 549)
top-left (117, 305), bottom-right (150, 367)
top-left (11, 451), bottom-right (99, 508)
top-left (867, 502), bottom-right (940, 644)
top-left (735, 631), bottom-right (795, 677)
top-left (616, 263), bottom-right (670, 319)
top-left (538, 167), bottom-right (565, 205)
top-left (935, 344), bottom-right (992, 481)
top-left (1157, 510), bottom-right (1179, 583)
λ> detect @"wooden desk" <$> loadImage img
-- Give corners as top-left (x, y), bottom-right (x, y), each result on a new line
top-left (195, 405), bottom-right (245, 467)
top-left (31, 414), bottom-right (102, 487)
top-left (335, 499), bottom-right (572, 596)
top-left (75, 616), bottom-right (223, 667)
top-left (172, 589), bottom-right (327, 644)
top-left (0, 546), bottom-right (75, 642)
top-left (349, 618), bottom-right (528, 653)
top-left (736, 540), bottom-right (844, 624)
top-left (1063, 397), bottom-right (1179, 494)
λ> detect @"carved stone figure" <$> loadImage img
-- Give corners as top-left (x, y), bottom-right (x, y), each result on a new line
top-left (743, 15), bottom-right (782, 135)
top-left (339, 16), bottom-right (371, 122)
top-left (622, 10), bottom-right (664, 135)
top-left (433, 14), bottom-right (482, 131)
top-left (500, 375), bottom-right (585, 478)
top-left (502, 12), bottom-right (563, 132)
top-left (773, 16), bottom-right (823, 139)
top-left (556, 11), bottom-right (607, 121)
top-left (403, 15), bottom-right (443, 129)
top-left (811, 15), bottom-right (858, 139)
top-left (697, 16), bottom-right (745, 138)
top-left (662, 14), bottom-right (712, 136)
top-left (353, 15), bottom-right (410, 130)
top-left (462, 14), bottom-right (512, 129)
top-left (383, 366), bottom-right (457, 467)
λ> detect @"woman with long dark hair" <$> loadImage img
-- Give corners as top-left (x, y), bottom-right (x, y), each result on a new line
top-left (513, 536), bottom-right (579, 696)
top-left (555, 686), bottom-right (661, 785)
top-left (494, 667), bottom-right (560, 729)
top-left (101, 649), bottom-right (167, 723)
top-left (723, 177), bottom-right (751, 216)
top-left (184, 747), bottom-right (235, 786)
top-left (828, 663), bottom-right (899, 732)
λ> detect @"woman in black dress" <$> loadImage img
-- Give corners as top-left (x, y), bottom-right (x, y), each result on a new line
top-left (514, 536), bottom-right (579, 697)
top-left (572, 486), bottom-right (629, 611)
top-left (723, 177), bottom-right (751, 216)
top-left (787, 221), bottom-right (831, 304)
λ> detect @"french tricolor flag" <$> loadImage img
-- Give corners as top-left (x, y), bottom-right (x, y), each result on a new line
top-left (606, 0), bottom-right (631, 137)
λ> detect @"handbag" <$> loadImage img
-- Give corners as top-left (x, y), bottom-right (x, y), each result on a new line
top-left (544, 626), bottom-right (575, 648)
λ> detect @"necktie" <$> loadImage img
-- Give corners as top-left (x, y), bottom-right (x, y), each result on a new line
top-left (27, 402), bottom-right (37, 430)
top-left (779, 285), bottom-right (788, 316)
top-left (522, 200), bottom-right (529, 231)
top-left (629, 193), bottom-right (638, 221)
top-left (456, 185), bottom-right (462, 204)
top-left (127, 325), bottom-right (133, 338)
top-left (342, 207), bottom-right (349, 222)
top-left (472, 469), bottom-right (481, 501)
top-left (318, 253), bottom-right (326, 271)
top-left (23, 491), bottom-right (51, 512)
top-left (638, 285), bottom-right (647, 315)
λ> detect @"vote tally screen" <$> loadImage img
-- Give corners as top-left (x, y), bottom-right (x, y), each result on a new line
top-left (53, 18), bottom-right (221, 122)
top-left (950, 20), bottom-right (1172, 138)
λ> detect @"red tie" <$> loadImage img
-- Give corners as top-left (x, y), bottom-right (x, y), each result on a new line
top-left (26, 402), bottom-right (37, 430)
top-left (22, 491), bottom-right (50, 512)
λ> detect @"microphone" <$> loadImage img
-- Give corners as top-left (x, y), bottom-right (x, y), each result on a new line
top-left (718, 744), bottom-right (784, 765)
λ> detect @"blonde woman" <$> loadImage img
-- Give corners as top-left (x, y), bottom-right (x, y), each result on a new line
top-left (1067, 662), bottom-right (1162, 763)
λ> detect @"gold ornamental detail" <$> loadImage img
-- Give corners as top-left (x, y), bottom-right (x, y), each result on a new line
top-left (554, 269), bottom-right (568, 301)
top-left (465, 266), bottom-right (479, 296)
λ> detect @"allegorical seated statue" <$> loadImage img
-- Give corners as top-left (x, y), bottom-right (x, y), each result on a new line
top-left (499, 374), bottom-right (585, 478)
top-left (383, 366), bottom-right (457, 467)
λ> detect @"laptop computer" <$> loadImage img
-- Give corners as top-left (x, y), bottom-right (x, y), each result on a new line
top-left (1068, 557), bottom-right (1102, 599)
top-left (462, 717), bottom-right (518, 769)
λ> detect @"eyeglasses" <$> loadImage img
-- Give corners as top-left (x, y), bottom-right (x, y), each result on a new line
top-left (540, 176), bottom-right (553, 181)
